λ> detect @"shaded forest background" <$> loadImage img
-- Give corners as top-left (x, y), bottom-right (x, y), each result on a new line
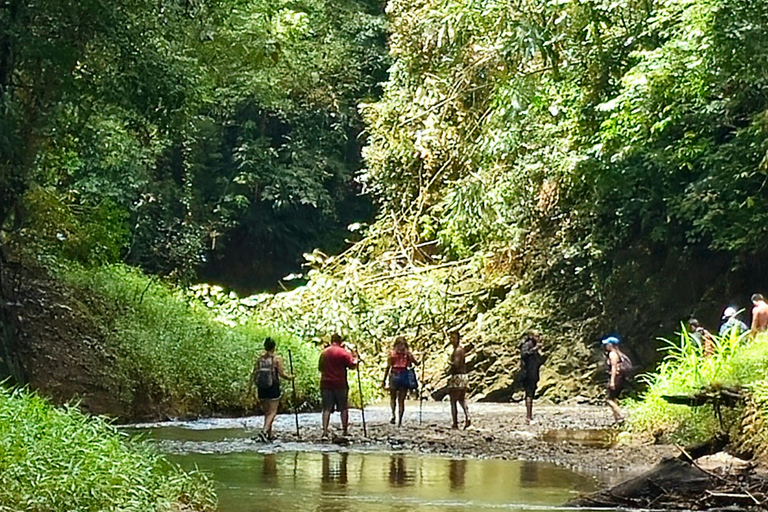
top-left (1, 0), bottom-right (768, 416)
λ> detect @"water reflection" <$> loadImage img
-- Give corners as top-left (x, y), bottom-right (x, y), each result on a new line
top-left (321, 452), bottom-right (349, 485)
top-left (166, 451), bottom-right (598, 512)
top-left (448, 458), bottom-right (467, 491)
top-left (388, 455), bottom-right (414, 487)
top-left (520, 459), bottom-right (539, 486)
top-left (261, 453), bottom-right (278, 484)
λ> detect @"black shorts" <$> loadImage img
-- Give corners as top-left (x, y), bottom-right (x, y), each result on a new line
top-left (258, 382), bottom-right (281, 400)
top-left (321, 387), bottom-right (349, 412)
top-left (522, 380), bottom-right (537, 399)
top-left (606, 381), bottom-right (624, 400)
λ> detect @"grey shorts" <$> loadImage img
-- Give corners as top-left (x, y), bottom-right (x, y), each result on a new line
top-left (321, 387), bottom-right (349, 412)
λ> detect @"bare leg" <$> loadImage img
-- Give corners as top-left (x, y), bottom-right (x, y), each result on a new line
top-left (264, 400), bottom-right (279, 438)
top-left (322, 409), bottom-right (331, 437)
top-left (607, 399), bottom-right (624, 423)
top-left (525, 396), bottom-right (534, 424)
top-left (458, 389), bottom-right (471, 428)
top-left (449, 389), bottom-right (459, 428)
top-left (341, 408), bottom-right (349, 436)
top-left (397, 389), bottom-right (406, 427)
top-left (390, 389), bottom-right (397, 424)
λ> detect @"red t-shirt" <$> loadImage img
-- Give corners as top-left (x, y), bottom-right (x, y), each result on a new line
top-left (389, 351), bottom-right (412, 372)
top-left (319, 344), bottom-right (356, 390)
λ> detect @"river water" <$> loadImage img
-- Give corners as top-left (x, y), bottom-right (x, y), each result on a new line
top-left (129, 406), bottom-right (604, 512)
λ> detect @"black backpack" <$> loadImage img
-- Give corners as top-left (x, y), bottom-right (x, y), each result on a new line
top-left (617, 350), bottom-right (635, 378)
top-left (256, 355), bottom-right (276, 389)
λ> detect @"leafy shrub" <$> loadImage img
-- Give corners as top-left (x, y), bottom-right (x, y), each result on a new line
top-left (627, 328), bottom-right (768, 444)
top-left (0, 387), bottom-right (216, 512)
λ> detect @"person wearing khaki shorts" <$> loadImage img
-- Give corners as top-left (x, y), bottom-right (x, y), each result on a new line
top-left (318, 334), bottom-right (358, 438)
top-left (447, 330), bottom-right (471, 429)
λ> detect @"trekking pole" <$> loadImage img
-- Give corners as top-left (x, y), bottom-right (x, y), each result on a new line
top-left (420, 354), bottom-right (426, 425)
top-left (287, 349), bottom-right (300, 439)
top-left (356, 356), bottom-right (367, 437)
top-left (416, 324), bottom-right (424, 426)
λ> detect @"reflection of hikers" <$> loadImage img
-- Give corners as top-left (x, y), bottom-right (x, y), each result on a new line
top-left (750, 294), bottom-right (768, 338)
top-left (318, 333), bottom-right (358, 439)
top-left (251, 337), bottom-right (294, 441)
top-left (446, 330), bottom-right (471, 429)
top-left (688, 319), bottom-right (715, 357)
top-left (602, 336), bottom-right (631, 424)
top-left (518, 332), bottom-right (542, 425)
top-left (719, 306), bottom-right (748, 338)
top-left (382, 336), bottom-right (419, 427)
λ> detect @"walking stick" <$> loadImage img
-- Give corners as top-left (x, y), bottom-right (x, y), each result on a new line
top-left (287, 349), bottom-right (300, 439)
top-left (420, 354), bottom-right (426, 425)
top-left (356, 358), bottom-right (367, 437)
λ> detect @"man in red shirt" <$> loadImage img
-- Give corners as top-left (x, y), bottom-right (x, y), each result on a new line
top-left (319, 333), bottom-right (358, 438)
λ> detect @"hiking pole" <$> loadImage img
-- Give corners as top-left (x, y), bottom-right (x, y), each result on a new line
top-left (356, 356), bottom-right (367, 437)
top-left (416, 324), bottom-right (424, 426)
top-left (287, 349), bottom-right (300, 439)
top-left (420, 354), bottom-right (426, 425)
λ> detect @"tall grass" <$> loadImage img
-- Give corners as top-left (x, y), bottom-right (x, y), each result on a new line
top-left (0, 387), bottom-right (216, 512)
top-left (59, 264), bottom-right (322, 417)
top-left (627, 325), bottom-right (768, 444)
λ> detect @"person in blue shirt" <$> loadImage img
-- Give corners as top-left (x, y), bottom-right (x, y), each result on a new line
top-left (719, 306), bottom-right (748, 338)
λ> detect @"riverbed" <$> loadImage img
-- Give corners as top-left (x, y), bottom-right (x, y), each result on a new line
top-left (128, 402), bottom-right (674, 512)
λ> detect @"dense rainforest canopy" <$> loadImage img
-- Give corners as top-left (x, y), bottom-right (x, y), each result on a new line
top-left (0, 0), bottom-right (387, 291)
top-left (2, 0), bottom-right (768, 403)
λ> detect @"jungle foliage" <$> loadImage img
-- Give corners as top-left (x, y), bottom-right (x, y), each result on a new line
top-left (628, 330), bottom-right (768, 456)
top-left (0, 0), bottom-right (387, 290)
top-left (59, 263), bottom-right (325, 418)
top-left (3, 0), bottom-right (768, 404)
top-left (244, 0), bottom-right (768, 399)
top-left (0, 387), bottom-right (216, 511)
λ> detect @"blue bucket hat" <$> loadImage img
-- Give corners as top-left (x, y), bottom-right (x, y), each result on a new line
top-left (601, 336), bottom-right (621, 345)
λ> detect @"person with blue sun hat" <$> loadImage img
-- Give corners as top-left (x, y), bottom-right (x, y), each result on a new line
top-left (602, 335), bottom-right (632, 424)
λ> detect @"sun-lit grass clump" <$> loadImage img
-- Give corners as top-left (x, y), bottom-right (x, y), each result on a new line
top-left (60, 263), bottom-right (323, 416)
top-left (0, 387), bottom-right (216, 512)
top-left (627, 327), bottom-right (768, 444)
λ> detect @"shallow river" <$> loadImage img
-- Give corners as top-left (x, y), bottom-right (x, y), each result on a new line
top-left (129, 407), bottom-right (603, 512)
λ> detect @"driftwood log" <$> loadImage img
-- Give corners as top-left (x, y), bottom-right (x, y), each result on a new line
top-left (568, 434), bottom-right (768, 509)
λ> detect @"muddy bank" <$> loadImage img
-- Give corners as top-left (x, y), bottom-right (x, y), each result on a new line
top-left (133, 402), bottom-right (676, 476)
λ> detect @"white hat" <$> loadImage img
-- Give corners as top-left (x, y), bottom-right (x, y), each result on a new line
top-left (722, 306), bottom-right (737, 319)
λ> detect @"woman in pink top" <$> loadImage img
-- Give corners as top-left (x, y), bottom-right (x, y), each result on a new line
top-left (382, 336), bottom-right (418, 426)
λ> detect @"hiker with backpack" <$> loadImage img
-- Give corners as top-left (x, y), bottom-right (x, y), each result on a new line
top-left (382, 336), bottom-right (419, 427)
top-left (602, 335), bottom-right (632, 424)
top-left (250, 337), bottom-right (294, 441)
top-left (688, 318), bottom-right (715, 357)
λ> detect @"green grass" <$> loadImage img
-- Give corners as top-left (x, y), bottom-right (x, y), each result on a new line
top-left (627, 326), bottom-right (768, 444)
top-left (59, 263), bottom-right (322, 417)
top-left (0, 387), bottom-right (216, 512)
